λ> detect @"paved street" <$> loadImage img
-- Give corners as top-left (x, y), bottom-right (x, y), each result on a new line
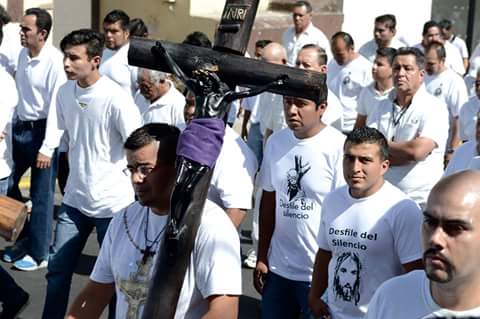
top-left (0, 206), bottom-right (261, 318)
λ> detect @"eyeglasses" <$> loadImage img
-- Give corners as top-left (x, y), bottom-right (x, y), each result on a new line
top-left (123, 165), bottom-right (155, 178)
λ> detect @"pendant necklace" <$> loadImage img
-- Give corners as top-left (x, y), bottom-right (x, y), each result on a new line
top-left (123, 206), bottom-right (167, 264)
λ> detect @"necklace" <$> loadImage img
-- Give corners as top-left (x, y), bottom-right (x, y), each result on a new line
top-left (123, 206), bottom-right (167, 264)
top-left (390, 102), bottom-right (409, 127)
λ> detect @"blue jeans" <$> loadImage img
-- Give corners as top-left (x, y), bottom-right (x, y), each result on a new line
top-left (8, 118), bottom-right (58, 262)
top-left (42, 205), bottom-right (112, 319)
top-left (247, 122), bottom-right (263, 167)
top-left (261, 271), bottom-right (312, 319)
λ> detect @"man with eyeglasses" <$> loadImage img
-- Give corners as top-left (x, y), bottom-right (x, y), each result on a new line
top-left (42, 29), bottom-right (141, 319)
top-left (134, 68), bottom-right (186, 127)
top-left (282, 0), bottom-right (331, 66)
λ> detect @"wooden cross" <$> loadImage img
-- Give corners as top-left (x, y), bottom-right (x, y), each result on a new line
top-left (128, 1), bottom-right (328, 318)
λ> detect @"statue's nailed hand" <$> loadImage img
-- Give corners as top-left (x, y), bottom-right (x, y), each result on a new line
top-left (152, 41), bottom-right (167, 57)
top-left (275, 74), bottom-right (288, 86)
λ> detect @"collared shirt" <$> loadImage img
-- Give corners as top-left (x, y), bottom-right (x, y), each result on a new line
top-left (367, 85), bottom-right (449, 205)
top-left (282, 22), bottom-right (331, 66)
top-left (16, 45), bottom-right (66, 157)
top-left (100, 42), bottom-right (138, 97)
top-left (357, 82), bottom-right (395, 119)
top-left (0, 23), bottom-right (22, 75)
top-left (459, 95), bottom-right (480, 141)
top-left (327, 55), bottom-right (373, 132)
top-left (358, 37), bottom-right (405, 63)
top-left (449, 34), bottom-right (469, 59)
top-left (134, 80), bottom-right (186, 127)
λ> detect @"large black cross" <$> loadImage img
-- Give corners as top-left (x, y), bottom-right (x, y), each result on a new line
top-left (128, 1), bottom-right (327, 318)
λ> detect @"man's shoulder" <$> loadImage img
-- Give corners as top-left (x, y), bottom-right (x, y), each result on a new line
top-left (198, 200), bottom-right (239, 242)
top-left (375, 270), bottom-right (424, 298)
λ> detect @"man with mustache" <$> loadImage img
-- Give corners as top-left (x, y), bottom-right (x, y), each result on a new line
top-left (366, 170), bottom-right (480, 318)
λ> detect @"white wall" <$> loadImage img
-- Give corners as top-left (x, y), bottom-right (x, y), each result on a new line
top-left (53, 0), bottom-right (91, 47)
top-left (342, 0), bottom-right (432, 48)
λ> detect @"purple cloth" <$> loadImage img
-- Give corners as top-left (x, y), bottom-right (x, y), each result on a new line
top-left (177, 118), bottom-right (225, 168)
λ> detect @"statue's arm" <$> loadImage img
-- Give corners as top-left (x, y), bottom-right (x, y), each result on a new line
top-left (223, 75), bottom-right (288, 103)
top-left (152, 41), bottom-right (195, 91)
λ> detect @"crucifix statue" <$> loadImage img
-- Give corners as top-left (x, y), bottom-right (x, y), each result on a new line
top-left (127, 1), bottom-right (327, 318)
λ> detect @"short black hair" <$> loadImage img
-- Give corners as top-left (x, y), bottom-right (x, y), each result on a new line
top-left (376, 47), bottom-right (397, 66)
top-left (25, 7), bottom-right (52, 40)
top-left (255, 39), bottom-right (272, 49)
top-left (425, 41), bottom-right (446, 60)
top-left (103, 9), bottom-right (130, 31)
top-left (0, 5), bottom-right (11, 24)
top-left (375, 14), bottom-right (396, 31)
top-left (345, 127), bottom-right (389, 161)
top-left (293, 0), bottom-right (313, 13)
top-left (124, 123), bottom-right (180, 165)
top-left (422, 20), bottom-right (440, 36)
top-left (301, 43), bottom-right (328, 65)
top-left (183, 31), bottom-right (212, 48)
top-left (439, 19), bottom-right (452, 30)
top-left (60, 29), bottom-right (105, 60)
top-left (331, 31), bottom-right (355, 49)
top-left (394, 47), bottom-right (425, 70)
top-left (129, 18), bottom-right (148, 37)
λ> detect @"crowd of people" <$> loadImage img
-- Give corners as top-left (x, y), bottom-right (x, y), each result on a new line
top-left (0, 1), bottom-right (480, 318)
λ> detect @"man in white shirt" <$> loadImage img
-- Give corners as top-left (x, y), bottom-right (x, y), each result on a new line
top-left (135, 68), bottom-right (185, 127)
top-left (292, 44), bottom-right (343, 131)
top-left (424, 41), bottom-right (469, 162)
top-left (445, 111), bottom-right (480, 176)
top-left (328, 31), bottom-right (373, 133)
top-left (366, 170), bottom-right (480, 319)
top-left (282, 0), bottom-right (331, 66)
top-left (440, 19), bottom-right (469, 72)
top-left (359, 14), bottom-right (404, 63)
top-left (66, 123), bottom-right (241, 319)
top-left (414, 20), bottom-right (465, 75)
top-left (309, 127), bottom-right (423, 319)
top-left (355, 47), bottom-right (396, 128)
top-left (0, 5), bottom-right (22, 75)
top-left (459, 69), bottom-right (480, 141)
top-left (254, 88), bottom-right (346, 318)
top-left (368, 47), bottom-right (449, 207)
top-left (99, 10), bottom-right (137, 97)
top-left (42, 29), bottom-right (142, 319)
top-left (5, 8), bottom-right (67, 271)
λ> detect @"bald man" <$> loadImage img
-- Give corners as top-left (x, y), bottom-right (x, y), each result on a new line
top-left (258, 42), bottom-right (288, 142)
top-left (366, 170), bottom-right (480, 318)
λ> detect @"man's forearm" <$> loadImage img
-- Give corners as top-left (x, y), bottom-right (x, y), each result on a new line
top-left (225, 208), bottom-right (247, 229)
top-left (202, 295), bottom-right (238, 319)
top-left (66, 280), bottom-right (114, 319)
top-left (310, 248), bottom-right (331, 300)
top-left (257, 191), bottom-right (275, 262)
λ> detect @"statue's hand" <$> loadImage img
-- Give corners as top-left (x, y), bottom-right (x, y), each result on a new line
top-left (152, 41), bottom-right (168, 57)
top-left (275, 74), bottom-right (289, 86)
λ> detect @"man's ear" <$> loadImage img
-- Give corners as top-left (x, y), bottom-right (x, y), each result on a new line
top-left (319, 65), bottom-right (328, 73)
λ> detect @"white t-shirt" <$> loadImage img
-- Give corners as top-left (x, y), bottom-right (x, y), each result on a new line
top-left (327, 55), bottom-right (373, 132)
top-left (444, 140), bottom-right (479, 176)
top-left (90, 200), bottom-right (242, 319)
top-left (100, 42), bottom-right (138, 97)
top-left (459, 95), bottom-right (480, 141)
top-left (318, 182), bottom-right (422, 319)
top-left (357, 83), bottom-right (394, 119)
top-left (358, 38), bottom-right (405, 63)
top-left (208, 126), bottom-right (258, 210)
top-left (450, 35), bottom-right (469, 59)
top-left (0, 23), bottom-right (22, 75)
top-left (243, 94), bottom-right (261, 124)
top-left (260, 126), bottom-right (346, 281)
top-left (424, 68), bottom-right (469, 119)
top-left (134, 81), bottom-right (186, 127)
top-left (282, 23), bottom-right (332, 66)
top-left (15, 46), bottom-right (66, 157)
top-left (261, 92), bottom-right (284, 134)
top-left (367, 86), bottom-right (449, 205)
top-left (56, 77), bottom-right (142, 218)
top-left (366, 270), bottom-right (480, 319)
top-left (414, 42), bottom-right (465, 75)
top-left (0, 69), bottom-right (18, 179)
